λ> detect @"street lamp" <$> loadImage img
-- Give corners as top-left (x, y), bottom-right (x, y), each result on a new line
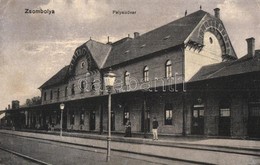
top-left (60, 103), bottom-right (65, 137)
top-left (103, 70), bottom-right (116, 162)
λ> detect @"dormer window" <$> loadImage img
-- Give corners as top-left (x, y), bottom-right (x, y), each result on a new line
top-left (140, 44), bottom-right (146, 48)
top-left (163, 35), bottom-right (171, 40)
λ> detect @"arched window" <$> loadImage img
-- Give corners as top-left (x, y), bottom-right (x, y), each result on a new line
top-left (165, 60), bottom-right (172, 78)
top-left (65, 86), bottom-right (68, 97)
top-left (71, 84), bottom-right (75, 95)
top-left (143, 66), bottom-right (149, 82)
top-left (80, 80), bottom-right (86, 93)
top-left (44, 92), bottom-right (47, 101)
top-left (50, 90), bottom-right (53, 100)
top-left (80, 110), bottom-right (85, 125)
top-left (124, 71), bottom-right (130, 85)
top-left (57, 88), bottom-right (60, 99)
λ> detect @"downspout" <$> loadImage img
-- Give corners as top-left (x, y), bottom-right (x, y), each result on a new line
top-left (99, 71), bottom-right (104, 134)
top-left (143, 92), bottom-right (147, 138)
top-left (182, 45), bottom-right (186, 136)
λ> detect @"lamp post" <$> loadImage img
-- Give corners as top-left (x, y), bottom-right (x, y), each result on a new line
top-left (104, 70), bottom-right (116, 162)
top-left (60, 103), bottom-right (65, 137)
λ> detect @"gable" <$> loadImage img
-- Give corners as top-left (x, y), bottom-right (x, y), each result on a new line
top-left (68, 40), bottom-right (112, 76)
top-left (187, 13), bottom-right (237, 60)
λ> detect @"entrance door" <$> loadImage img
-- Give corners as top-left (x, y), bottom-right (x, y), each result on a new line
top-left (248, 103), bottom-right (260, 138)
top-left (90, 110), bottom-right (96, 131)
top-left (219, 108), bottom-right (231, 136)
top-left (191, 105), bottom-right (204, 135)
top-left (141, 110), bottom-right (150, 132)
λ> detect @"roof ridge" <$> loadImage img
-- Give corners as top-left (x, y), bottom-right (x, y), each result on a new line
top-left (87, 39), bottom-right (111, 46)
top-left (137, 10), bottom-right (208, 39)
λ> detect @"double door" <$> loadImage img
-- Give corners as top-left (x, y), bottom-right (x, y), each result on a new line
top-left (191, 106), bottom-right (204, 135)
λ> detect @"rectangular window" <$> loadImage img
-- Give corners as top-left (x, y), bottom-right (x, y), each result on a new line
top-left (193, 110), bottom-right (198, 118)
top-left (220, 108), bottom-right (230, 117)
top-left (165, 103), bottom-right (173, 125)
top-left (199, 109), bottom-right (205, 116)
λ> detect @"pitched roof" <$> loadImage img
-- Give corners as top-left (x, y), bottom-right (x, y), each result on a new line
top-left (190, 50), bottom-right (260, 82)
top-left (40, 9), bottom-right (239, 89)
top-left (39, 65), bottom-right (69, 89)
top-left (103, 10), bottom-right (208, 68)
top-left (85, 40), bottom-right (112, 68)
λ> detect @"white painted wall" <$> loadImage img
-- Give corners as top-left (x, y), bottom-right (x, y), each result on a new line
top-left (185, 31), bottom-right (222, 81)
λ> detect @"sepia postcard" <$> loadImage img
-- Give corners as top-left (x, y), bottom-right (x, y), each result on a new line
top-left (0, 0), bottom-right (260, 164)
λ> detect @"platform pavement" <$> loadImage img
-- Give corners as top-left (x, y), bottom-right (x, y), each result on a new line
top-left (0, 129), bottom-right (260, 165)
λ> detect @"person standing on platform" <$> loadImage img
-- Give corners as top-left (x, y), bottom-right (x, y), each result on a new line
top-left (124, 119), bottom-right (132, 137)
top-left (152, 117), bottom-right (159, 140)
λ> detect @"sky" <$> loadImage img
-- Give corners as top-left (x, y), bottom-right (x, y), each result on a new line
top-left (0, 0), bottom-right (259, 110)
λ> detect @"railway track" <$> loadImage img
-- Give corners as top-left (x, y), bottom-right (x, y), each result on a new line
top-left (0, 131), bottom-right (259, 164)
top-left (0, 146), bottom-right (51, 165)
top-left (0, 134), bottom-right (214, 165)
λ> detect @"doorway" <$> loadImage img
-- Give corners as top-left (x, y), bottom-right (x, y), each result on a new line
top-left (191, 104), bottom-right (205, 135)
top-left (248, 103), bottom-right (260, 138)
top-left (89, 110), bottom-right (96, 131)
top-left (219, 100), bottom-right (231, 136)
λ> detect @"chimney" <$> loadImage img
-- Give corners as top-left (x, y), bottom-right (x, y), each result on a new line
top-left (12, 100), bottom-right (20, 109)
top-left (134, 32), bottom-right (140, 38)
top-left (8, 104), bottom-right (10, 109)
top-left (107, 36), bottom-right (112, 44)
top-left (214, 8), bottom-right (220, 19)
top-left (246, 37), bottom-right (255, 58)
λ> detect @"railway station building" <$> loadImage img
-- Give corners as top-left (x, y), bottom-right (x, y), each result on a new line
top-left (4, 8), bottom-right (260, 138)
